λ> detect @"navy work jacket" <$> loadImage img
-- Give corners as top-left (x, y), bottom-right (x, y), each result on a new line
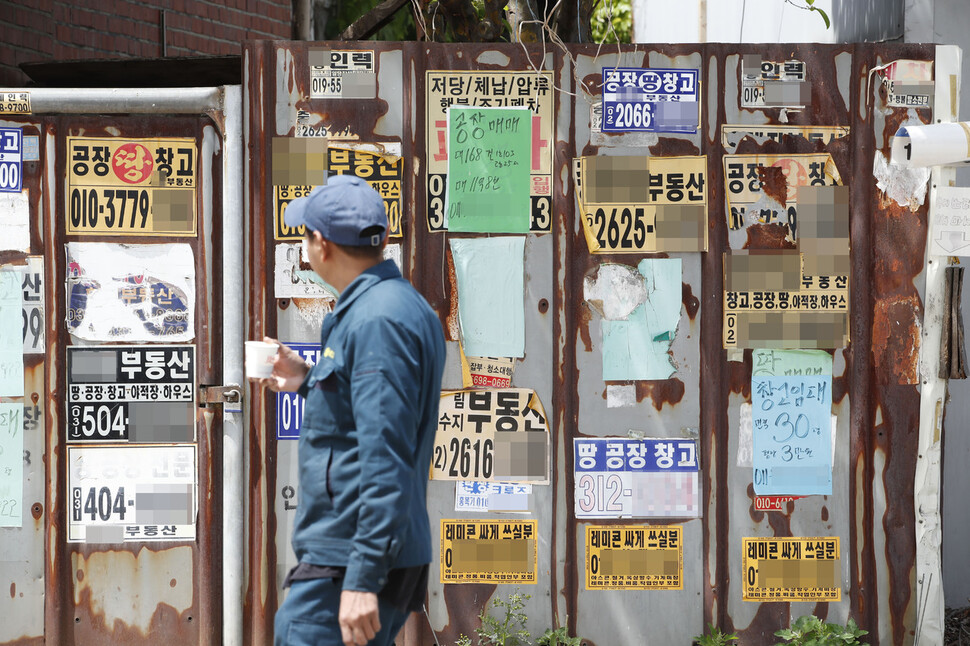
top-left (294, 259), bottom-right (446, 593)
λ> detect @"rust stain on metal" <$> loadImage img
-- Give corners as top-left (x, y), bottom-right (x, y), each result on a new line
top-left (728, 351), bottom-right (751, 397)
top-left (635, 379), bottom-right (685, 411)
top-left (744, 223), bottom-right (796, 249)
top-left (682, 282), bottom-right (700, 320)
top-left (648, 138), bottom-right (700, 157)
top-left (758, 165), bottom-right (788, 206)
top-left (445, 247), bottom-right (459, 342)
top-left (577, 305), bottom-right (593, 353)
top-left (872, 296), bottom-right (921, 385)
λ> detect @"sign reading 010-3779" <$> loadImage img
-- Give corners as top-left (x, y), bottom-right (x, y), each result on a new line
top-left (66, 137), bottom-right (197, 236)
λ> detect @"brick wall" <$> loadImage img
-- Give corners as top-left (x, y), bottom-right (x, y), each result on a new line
top-left (0, 0), bottom-right (294, 86)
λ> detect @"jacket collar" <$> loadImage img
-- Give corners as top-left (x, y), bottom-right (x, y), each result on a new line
top-left (331, 259), bottom-right (401, 317)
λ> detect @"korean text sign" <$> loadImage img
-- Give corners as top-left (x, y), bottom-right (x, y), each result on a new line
top-left (742, 537), bottom-right (840, 601)
top-left (0, 127), bottom-right (23, 193)
top-left (586, 525), bottom-right (682, 590)
top-left (574, 438), bottom-right (700, 518)
top-left (601, 68), bottom-right (699, 133)
top-left (276, 343), bottom-right (320, 439)
top-left (440, 519), bottom-right (537, 583)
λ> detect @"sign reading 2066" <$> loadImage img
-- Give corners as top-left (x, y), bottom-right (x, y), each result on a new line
top-left (66, 137), bottom-right (197, 236)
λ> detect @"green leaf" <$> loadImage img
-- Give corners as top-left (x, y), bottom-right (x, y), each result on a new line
top-left (813, 6), bottom-right (831, 29)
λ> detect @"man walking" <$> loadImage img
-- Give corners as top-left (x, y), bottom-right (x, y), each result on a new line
top-left (259, 175), bottom-right (446, 646)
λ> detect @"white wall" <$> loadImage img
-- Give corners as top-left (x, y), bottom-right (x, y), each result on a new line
top-left (907, 0), bottom-right (970, 610)
top-left (631, 0), bottom-right (902, 44)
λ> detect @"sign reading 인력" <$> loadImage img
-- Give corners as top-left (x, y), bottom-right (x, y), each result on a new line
top-left (309, 49), bottom-right (376, 99)
top-left (433, 389), bottom-right (549, 484)
top-left (740, 57), bottom-right (809, 108)
top-left (67, 346), bottom-right (195, 444)
top-left (276, 343), bottom-right (320, 440)
top-left (601, 67), bottom-right (699, 133)
top-left (440, 519), bottom-right (537, 583)
top-left (66, 137), bottom-right (197, 236)
top-left (742, 537), bottom-right (840, 602)
top-left (426, 70), bottom-right (554, 233)
top-left (586, 525), bottom-right (682, 590)
top-left (0, 127), bottom-right (23, 193)
top-left (574, 438), bottom-right (700, 518)
top-left (67, 444), bottom-right (197, 543)
top-left (0, 91), bottom-right (30, 114)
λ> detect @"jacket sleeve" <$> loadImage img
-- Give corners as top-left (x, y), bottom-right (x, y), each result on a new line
top-left (342, 314), bottom-right (423, 592)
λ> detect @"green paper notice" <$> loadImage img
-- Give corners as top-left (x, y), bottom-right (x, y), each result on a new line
top-left (446, 107), bottom-right (531, 233)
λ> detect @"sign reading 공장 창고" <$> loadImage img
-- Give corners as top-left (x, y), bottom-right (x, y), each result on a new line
top-left (601, 68), bottom-right (699, 133)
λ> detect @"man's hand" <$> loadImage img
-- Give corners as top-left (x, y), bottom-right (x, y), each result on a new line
top-left (256, 337), bottom-right (310, 392)
top-left (338, 590), bottom-right (381, 646)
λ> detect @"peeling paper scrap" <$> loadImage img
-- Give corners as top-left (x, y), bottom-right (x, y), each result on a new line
top-left (720, 125), bottom-right (849, 151)
top-left (275, 243), bottom-right (338, 299)
top-left (873, 150), bottom-right (930, 211)
top-left (737, 403), bottom-right (753, 467)
top-left (449, 237), bottom-right (525, 358)
top-left (606, 384), bottom-right (637, 408)
top-left (459, 345), bottom-right (514, 389)
top-left (583, 263), bottom-right (647, 320)
top-left (0, 270), bottom-right (24, 396)
top-left (0, 190), bottom-right (29, 252)
top-left (878, 59), bottom-right (934, 109)
top-left (0, 402), bottom-right (24, 527)
top-left (66, 243), bottom-right (195, 343)
top-left (601, 259), bottom-right (681, 381)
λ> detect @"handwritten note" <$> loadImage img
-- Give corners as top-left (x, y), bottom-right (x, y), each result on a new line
top-left (0, 403), bottom-right (23, 527)
top-left (0, 270), bottom-right (24, 396)
top-left (446, 107), bottom-right (531, 233)
top-left (752, 350), bottom-right (833, 496)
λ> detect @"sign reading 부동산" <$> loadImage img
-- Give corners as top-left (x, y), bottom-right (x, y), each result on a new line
top-left (601, 68), bottom-right (699, 133)
top-left (67, 345), bottom-right (195, 444)
top-left (67, 444), bottom-right (197, 543)
top-left (586, 525), bottom-right (683, 590)
top-left (66, 137), bottom-right (197, 236)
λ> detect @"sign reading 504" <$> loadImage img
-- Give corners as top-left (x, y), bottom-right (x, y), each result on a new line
top-left (67, 137), bottom-right (198, 237)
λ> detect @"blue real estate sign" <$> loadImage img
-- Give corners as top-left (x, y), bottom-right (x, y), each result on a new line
top-left (276, 342), bottom-right (320, 439)
top-left (0, 127), bottom-right (23, 193)
top-left (601, 68), bottom-right (699, 133)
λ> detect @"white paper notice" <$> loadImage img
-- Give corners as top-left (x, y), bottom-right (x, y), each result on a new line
top-left (0, 403), bottom-right (23, 527)
top-left (66, 243), bottom-right (196, 342)
top-left (929, 186), bottom-right (970, 256)
top-left (0, 190), bottom-right (29, 252)
top-left (0, 270), bottom-right (24, 396)
top-left (455, 481), bottom-right (532, 513)
top-left (20, 256), bottom-right (44, 354)
top-left (274, 243), bottom-right (337, 299)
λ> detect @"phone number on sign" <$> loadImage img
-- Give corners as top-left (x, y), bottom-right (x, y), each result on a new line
top-left (70, 188), bottom-right (150, 229)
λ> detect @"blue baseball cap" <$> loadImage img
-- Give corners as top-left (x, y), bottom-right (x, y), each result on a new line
top-left (284, 175), bottom-right (387, 246)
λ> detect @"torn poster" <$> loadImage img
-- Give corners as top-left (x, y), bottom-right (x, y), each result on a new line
top-left (66, 243), bottom-right (195, 342)
top-left (433, 389), bottom-right (549, 484)
top-left (574, 437), bottom-right (700, 518)
top-left (275, 243), bottom-right (338, 299)
top-left (0, 270), bottom-right (24, 396)
top-left (0, 403), bottom-right (23, 527)
top-left (449, 237), bottom-right (525, 358)
top-left (585, 259), bottom-right (682, 380)
top-left (876, 59), bottom-right (934, 109)
top-left (752, 349), bottom-right (833, 496)
top-left (720, 125), bottom-right (849, 152)
top-left (574, 156), bottom-right (707, 253)
top-left (740, 57), bottom-right (809, 109)
top-left (459, 346), bottom-right (514, 389)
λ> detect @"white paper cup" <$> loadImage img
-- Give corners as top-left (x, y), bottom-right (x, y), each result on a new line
top-left (245, 341), bottom-right (278, 379)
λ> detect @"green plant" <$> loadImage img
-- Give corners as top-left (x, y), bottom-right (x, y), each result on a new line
top-left (774, 615), bottom-right (869, 645)
top-left (536, 624), bottom-right (582, 646)
top-left (457, 636), bottom-right (473, 646)
top-left (476, 590), bottom-right (533, 646)
top-left (693, 622), bottom-right (739, 646)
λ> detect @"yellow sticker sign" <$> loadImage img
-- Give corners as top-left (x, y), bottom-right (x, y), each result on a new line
top-left (574, 156), bottom-right (708, 253)
top-left (458, 345), bottom-right (514, 389)
top-left (720, 125), bottom-right (850, 149)
top-left (586, 525), bottom-right (683, 590)
top-left (440, 519), bottom-right (537, 584)
top-left (433, 389), bottom-right (549, 483)
top-left (66, 137), bottom-right (197, 236)
top-left (742, 537), bottom-right (841, 602)
top-left (274, 145), bottom-right (403, 241)
top-left (0, 91), bottom-right (31, 114)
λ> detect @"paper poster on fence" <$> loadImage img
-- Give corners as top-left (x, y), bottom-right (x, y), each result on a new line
top-left (66, 243), bottom-right (195, 342)
top-left (742, 537), bottom-right (841, 601)
top-left (740, 57), bottom-right (809, 108)
top-left (0, 403), bottom-right (23, 527)
top-left (440, 519), bottom-right (537, 583)
top-left (426, 70), bottom-right (553, 233)
top-left (433, 389), bottom-right (549, 484)
top-left (574, 438), bottom-right (699, 518)
top-left (0, 270), bottom-right (24, 396)
top-left (574, 156), bottom-right (707, 253)
top-left (20, 257), bottom-right (44, 354)
top-left (586, 525), bottom-right (682, 590)
top-left (752, 349), bottom-right (833, 496)
top-left (67, 444), bottom-right (197, 543)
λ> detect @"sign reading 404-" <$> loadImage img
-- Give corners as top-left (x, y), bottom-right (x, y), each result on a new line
top-left (66, 137), bottom-right (197, 237)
